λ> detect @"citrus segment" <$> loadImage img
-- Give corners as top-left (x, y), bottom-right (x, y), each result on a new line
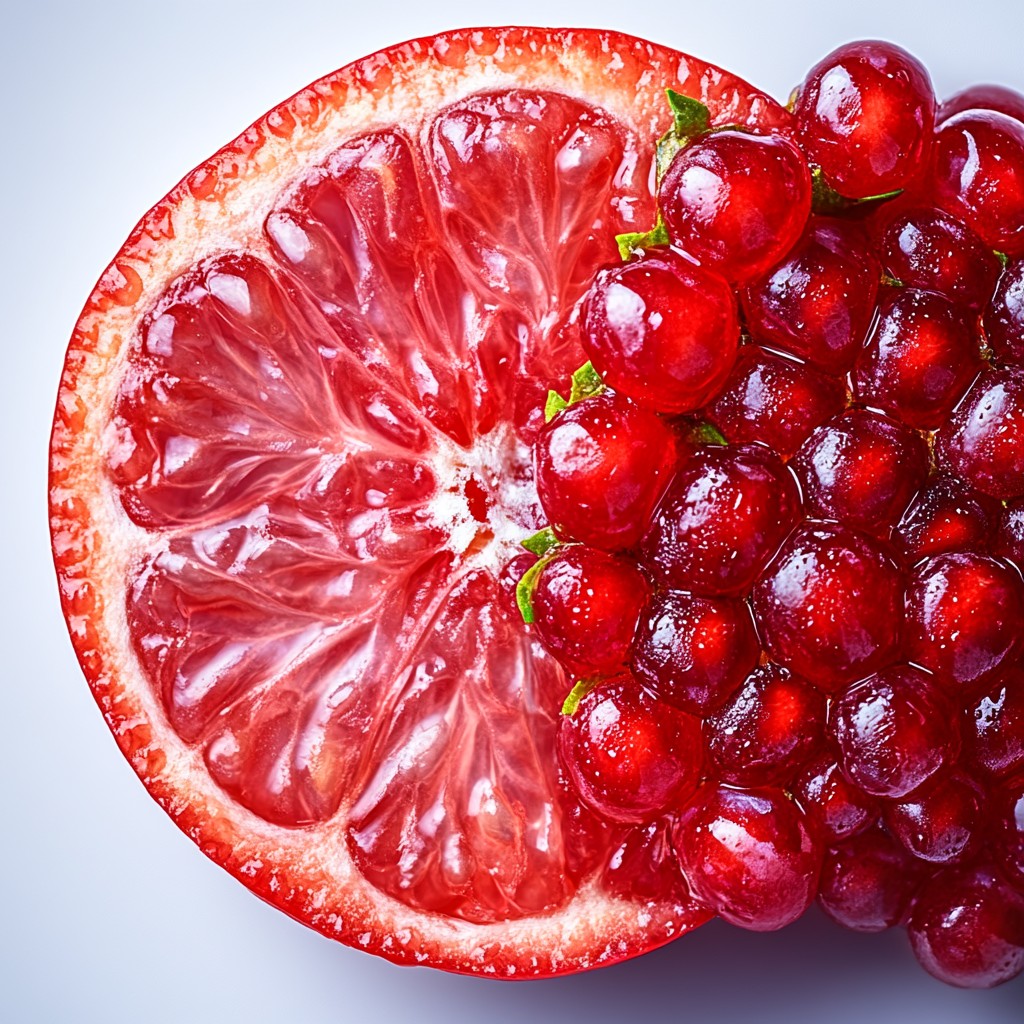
top-left (51, 26), bottom-right (789, 974)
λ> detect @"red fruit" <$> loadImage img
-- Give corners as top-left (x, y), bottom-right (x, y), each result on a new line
top-left (659, 129), bottom-right (811, 283)
top-left (558, 676), bottom-right (704, 824)
top-left (904, 552), bottom-right (1024, 695)
top-left (817, 827), bottom-right (922, 932)
top-left (940, 83), bottom-right (1024, 124)
top-left (581, 251), bottom-right (739, 414)
top-left (793, 757), bottom-right (879, 843)
top-left (752, 523), bottom-right (903, 692)
top-left (883, 769), bottom-right (986, 864)
top-left (642, 444), bottom-right (801, 596)
top-left (793, 40), bottom-right (936, 198)
top-left (966, 670), bottom-right (1024, 778)
top-left (933, 110), bottom-right (1024, 256)
top-left (599, 820), bottom-right (702, 910)
top-left (499, 552), bottom-right (537, 616)
top-left (908, 863), bottom-right (1024, 988)
top-left (705, 664), bottom-right (826, 786)
top-left (673, 785), bottom-right (823, 931)
top-left (831, 666), bottom-right (960, 798)
top-left (630, 591), bottom-right (760, 716)
top-left (853, 289), bottom-right (982, 430)
top-left (792, 409), bottom-right (929, 537)
top-left (530, 546), bottom-right (649, 678)
top-left (997, 498), bottom-right (1024, 567)
top-left (985, 257), bottom-right (1024, 367)
top-left (994, 778), bottom-right (1024, 887)
top-left (878, 206), bottom-right (1001, 310)
top-left (740, 217), bottom-right (880, 375)
top-left (937, 368), bottom-right (1024, 499)
top-left (894, 475), bottom-right (997, 564)
top-left (534, 389), bottom-right (677, 551)
top-left (705, 345), bottom-right (847, 458)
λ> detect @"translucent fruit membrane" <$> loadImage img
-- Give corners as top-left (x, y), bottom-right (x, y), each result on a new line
top-left (107, 90), bottom-right (684, 924)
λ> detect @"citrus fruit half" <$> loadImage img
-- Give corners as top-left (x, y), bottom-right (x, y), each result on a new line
top-left (50, 26), bottom-right (788, 977)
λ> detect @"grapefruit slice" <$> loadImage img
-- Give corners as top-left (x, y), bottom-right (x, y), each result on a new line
top-left (50, 26), bottom-right (789, 976)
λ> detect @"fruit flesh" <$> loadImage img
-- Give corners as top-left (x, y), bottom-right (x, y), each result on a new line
top-left (52, 27), bottom-right (788, 975)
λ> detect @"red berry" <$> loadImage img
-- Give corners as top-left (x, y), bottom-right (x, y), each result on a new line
top-left (792, 409), bottom-right (929, 537)
top-left (817, 827), bottom-right (922, 932)
top-left (831, 666), bottom-right (960, 798)
top-left (672, 785), bottom-right (822, 931)
top-left (581, 251), bottom-right (739, 414)
top-left (706, 664), bottom-right (826, 786)
top-left (994, 777), bottom-right (1024, 888)
top-left (705, 345), bottom-right (847, 458)
top-left (985, 257), bottom-right (1024, 367)
top-left (853, 290), bottom-right (983, 430)
top-left (533, 389), bottom-right (677, 550)
top-left (904, 552), bottom-right (1024, 695)
top-left (793, 41), bottom-right (936, 198)
top-left (966, 670), bottom-right (1024, 779)
top-left (630, 591), bottom-right (759, 716)
top-left (753, 523), bottom-right (903, 692)
top-left (877, 206), bottom-right (1001, 311)
top-left (740, 217), bottom-right (880, 375)
top-left (499, 552), bottom-right (537, 617)
top-left (908, 862), bottom-right (1024, 988)
top-left (883, 769), bottom-right (986, 864)
top-left (659, 130), bottom-right (811, 283)
top-left (793, 757), bottom-right (879, 843)
top-left (997, 498), bottom-right (1024, 567)
top-left (939, 83), bottom-right (1024, 125)
top-left (937, 368), bottom-right (1024, 499)
top-left (894, 475), bottom-right (997, 564)
top-left (557, 676), bottom-right (703, 825)
top-left (530, 546), bottom-right (649, 678)
top-left (642, 444), bottom-right (800, 596)
top-left (933, 110), bottom-right (1024, 256)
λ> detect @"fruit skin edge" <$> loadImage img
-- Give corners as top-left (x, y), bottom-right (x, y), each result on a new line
top-left (47, 24), bottom-right (798, 977)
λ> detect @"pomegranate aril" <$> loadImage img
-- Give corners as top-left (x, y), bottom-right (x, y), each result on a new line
top-left (793, 41), bottom-right (936, 198)
top-left (817, 827), bottom-right (922, 933)
top-left (630, 591), bottom-right (760, 716)
top-left (672, 785), bottom-right (822, 932)
top-left (642, 443), bottom-right (800, 596)
top-left (831, 665), bottom-right (960, 798)
top-left (752, 522), bottom-right (903, 693)
top-left (877, 206), bottom-right (1001, 311)
top-left (894, 474), bottom-right (997, 564)
top-left (557, 676), bottom-right (703, 825)
top-left (581, 250), bottom-right (739, 414)
top-left (966, 670), bottom-right (1024, 779)
top-left (985, 257), bottom-right (1024, 367)
top-left (600, 819), bottom-right (704, 910)
top-left (705, 664), bottom-right (826, 787)
top-left (659, 129), bottom-right (811, 283)
top-left (883, 769), bottom-right (986, 864)
top-left (499, 553), bottom-right (537, 617)
top-left (740, 217), bottom-right (880, 375)
top-left (793, 757), bottom-right (879, 843)
top-left (933, 110), bottom-right (1024, 256)
top-left (852, 289), bottom-right (983, 430)
top-left (792, 409), bottom-right (929, 537)
top-left (533, 388), bottom-right (677, 551)
top-left (705, 345), bottom-right (847, 458)
top-left (994, 777), bottom-right (1024, 887)
top-left (997, 498), bottom-right (1024, 567)
top-left (529, 546), bottom-right (649, 678)
top-left (939, 83), bottom-right (1024, 125)
top-left (904, 552), bottom-right (1024, 695)
top-left (908, 862), bottom-right (1024, 988)
top-left (937, 367), bottom-right (1024, 499)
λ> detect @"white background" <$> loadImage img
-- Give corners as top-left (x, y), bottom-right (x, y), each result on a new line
top-left (3, 1), bottom-right (1024, 1021)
